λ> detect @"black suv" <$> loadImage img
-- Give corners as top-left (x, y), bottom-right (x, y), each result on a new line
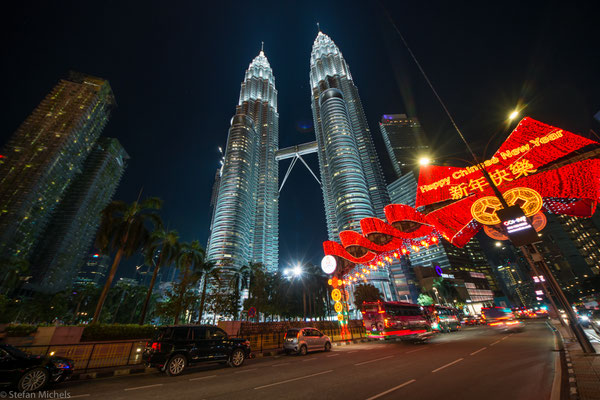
top-left (143, 325), bottom-right (251, 376)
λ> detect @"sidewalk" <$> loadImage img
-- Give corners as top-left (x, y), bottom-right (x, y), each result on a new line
top-left (553, 320), bottom-right (600, 400)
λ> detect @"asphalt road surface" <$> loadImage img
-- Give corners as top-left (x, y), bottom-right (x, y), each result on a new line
top-left (51, 320), bottom-right (557, 400)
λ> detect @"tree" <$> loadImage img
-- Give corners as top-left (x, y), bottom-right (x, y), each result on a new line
top-left (352, 283), bottom-right (383, 310)
top-left (173, 241), bottom-right (205, 324)
top-left (417, 293), bottom-right (434, 306)
top-left (0, 256), bottom-right (30, 295)
top-left (196, 260), bottom-right (218, 324)
top-left (92, 197), bottom-right (163, 323)
top-left (139, 229), bottom-right (180, 324)
top-left (242, 263), bottom-right (269, 321)
top-left (433, 277), bottom-right (461, 305)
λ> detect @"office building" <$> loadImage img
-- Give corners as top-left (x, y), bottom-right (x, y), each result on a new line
top-left (310, 31), bottom-right (390, 240)
top-left (207, 49), bottom-right (279, 273)
top-left (379, 114), bottom-right (429, 178)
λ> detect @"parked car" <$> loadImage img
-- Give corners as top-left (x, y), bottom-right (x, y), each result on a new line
top-left (143, 325), bottom-right (251, 376)
top-left (0, 343), bottom-right (73, 392)
top-left (283, 328), bottom-right (331, 355)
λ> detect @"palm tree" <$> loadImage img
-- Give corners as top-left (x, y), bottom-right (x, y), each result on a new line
top-left (196, 260), bottom-right (218, 324)
top-left (92, 197), bottom-right (163, 323)
top-left (139, 229), bottom-right (180, 324)
top-left (0, 256), bottom-right (29, 295)
top-left (173, 241), bottom-right (205, 324)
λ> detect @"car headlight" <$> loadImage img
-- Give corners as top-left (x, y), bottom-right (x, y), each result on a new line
top-left (55, 362), bottom-right (71, 369)
top-left (580, 316), bottom-right (590, 321)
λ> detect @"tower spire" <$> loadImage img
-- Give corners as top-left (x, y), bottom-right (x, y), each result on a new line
top-left (317, 22), bottom-right (320, 32)
top-left (261, 41), bottom-right (264, 52)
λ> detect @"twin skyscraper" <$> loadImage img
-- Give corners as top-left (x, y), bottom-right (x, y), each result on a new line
top-left (207, 31), bottom-right (390, 276)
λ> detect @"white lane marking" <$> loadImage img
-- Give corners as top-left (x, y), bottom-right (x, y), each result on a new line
top-left (124, 384), bottom-right (164, 391)
top-left (347, 350), bottom-right (359, 353)
top-left (254, 370), bottom-right (333, 390)
top-left (70, 395), bottom-right (91, 399)
top-left (406, 347), bottom-right (426, 354)
top-left (470, 347), bottom-right (487, 356)
top-left (234, 368), bottom-right (257, 374)
top-left (302, 358), bottom-right (317, 362)
top-left (354, 355), bottom-right (393, 366)
top-left (432, 358), bottom-right (464, 373)
top-left (327, 353), bottom-right (340, 357)
top-left (189, 374), bottom-right (217, 381)
top-left (271, 362), bottom-right (290, 367)
top-left (490, 339), bottom-right (502, 346)
top-left (365, 379), bottom-right (416, 400)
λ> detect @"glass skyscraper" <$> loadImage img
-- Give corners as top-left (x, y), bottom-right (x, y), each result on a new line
top-left (310, 32), bottom-right (390, 241)
top-left (0, 72), bottom-right (115, 264)
top-left (310, 32), bottom-right (394, 300)
top-left (207, 50), bottom-right (279, 273)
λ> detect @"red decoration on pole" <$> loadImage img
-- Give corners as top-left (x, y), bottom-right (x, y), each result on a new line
top-left (322, 117), bottom-right (600, 264)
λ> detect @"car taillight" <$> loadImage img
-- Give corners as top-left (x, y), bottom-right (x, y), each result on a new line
top-left (151, 342), bottom-right (161, 352)
top-left (244, 340), bottom-right (250, 347)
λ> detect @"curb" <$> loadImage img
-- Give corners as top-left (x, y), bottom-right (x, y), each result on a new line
top-left (70, 366), bottom-right (155, 381)
top-left (549, 321), bottom-right (579, 400)
top-left (68, 338), bottom-right (380, 380)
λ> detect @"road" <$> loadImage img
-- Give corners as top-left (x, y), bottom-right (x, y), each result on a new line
top-left (53, 320), bottom-right (557, 400)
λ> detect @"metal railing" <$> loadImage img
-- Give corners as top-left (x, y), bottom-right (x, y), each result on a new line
top-left (15, 326), bottom-right (368, 373)
top-left (239, 326), bottom-right (367, 353)
top-left (17, 340), bottom-right (147, 373)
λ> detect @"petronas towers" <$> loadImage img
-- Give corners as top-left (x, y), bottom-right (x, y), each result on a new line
top-left (207, 32), bottom-right (390, 274)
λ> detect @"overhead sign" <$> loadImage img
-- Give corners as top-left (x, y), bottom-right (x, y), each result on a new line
top-left (496, 205), bottom-right (541, 247)
top-left (248, 307), bottom-right (256, 318)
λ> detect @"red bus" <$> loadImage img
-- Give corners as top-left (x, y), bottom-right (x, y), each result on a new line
top-left (361, 301), bottom-right (433, 340)
top-left (423, 305), bottom-right (461, 332)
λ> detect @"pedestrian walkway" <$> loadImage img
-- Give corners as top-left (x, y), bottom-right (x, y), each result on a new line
top-left (553, 320), bottom-right (600, 400)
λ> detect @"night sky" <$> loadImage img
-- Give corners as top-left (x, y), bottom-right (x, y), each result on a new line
top-left (1, 1), bottom-right (598, 279)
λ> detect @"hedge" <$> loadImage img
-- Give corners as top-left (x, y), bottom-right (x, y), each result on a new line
top-left (4, 324), bottom-right (38, 337)
top-left (80, 324), bottom-right (156, 342)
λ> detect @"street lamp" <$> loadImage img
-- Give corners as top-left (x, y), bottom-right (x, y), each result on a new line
top-left (292, 265), bottom-right (303, 277)
top-left (508, 110), bottom-right (519, 121)
top-left (495, 241), bottom-right (502, 247)
top-left (419, 156), bottom-right (431, 166)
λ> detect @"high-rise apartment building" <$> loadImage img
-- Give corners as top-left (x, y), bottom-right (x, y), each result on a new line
top-left (207, 50), bottom-right (279, 273)
top-left (27, 137), bottom-right (128, 293)
top-left (379, 114), bottom-right (429, 178)
top-left (310, 32), bottom-right (390, 241)
top-left (0, 72), bottom-right (115, 263)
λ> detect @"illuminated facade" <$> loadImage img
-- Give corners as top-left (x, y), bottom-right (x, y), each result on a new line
top-left (207, 50), bottom-right (279, 273)
top-left (0, 72), bottom-right (115, 263)
top-left (27, 137), bottom-right (128, 293)
top-left (310, 32), bottom-right (390, 240)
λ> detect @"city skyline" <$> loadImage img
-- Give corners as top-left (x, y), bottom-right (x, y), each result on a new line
top-left (1, 1), bottom-right (598, 277)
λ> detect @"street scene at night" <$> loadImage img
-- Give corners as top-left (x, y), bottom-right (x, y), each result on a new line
top-left (0, 1), bottom-right (599, 399)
